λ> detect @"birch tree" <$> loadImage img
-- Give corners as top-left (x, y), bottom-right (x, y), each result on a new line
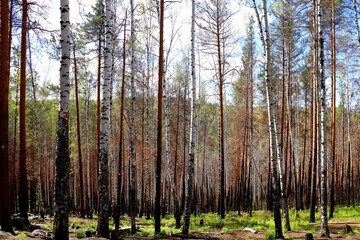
top-left (97, 0), bottom-right (113, 236)
top-left (0, 0), bottom-right (13, 233)
top-left (252, 0), bottom-right (286, 236)
top-left (182, 0), bottom-right (196, 235)
top-left (53, 0), bottom-right (71, 238)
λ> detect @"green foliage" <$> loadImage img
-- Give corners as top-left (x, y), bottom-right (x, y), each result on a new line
top-left (16, 233), bottom-right (27, 238)
top-left (264, 231), bottom-right (275, 240)
top-left (75, 228), bottom-right (86, 238)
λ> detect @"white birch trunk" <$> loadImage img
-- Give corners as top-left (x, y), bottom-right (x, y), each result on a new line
top-left (252, 0), bottom-right (285, 237)
top-left (318, 0), bottom-right (330, 235)
top-left (53, 0), bottom-right (70, 238)
top-left (97, 0), bottom-right (112, 236)
top-left (182, 0), bottom-right (196, 234)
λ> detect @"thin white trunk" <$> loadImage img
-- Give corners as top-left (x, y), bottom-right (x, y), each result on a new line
top-left (318, 0), bottom-right (329, 235)
top-left (182, 0), bottom-right (196, 234)
top-left (97, 0), bottom-right (112, 236)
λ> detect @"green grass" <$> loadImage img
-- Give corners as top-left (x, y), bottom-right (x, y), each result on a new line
top-left (75, 228), bottom-right (86, 238)
top-left (62, 205), bottom-right (360, 238)
top-left (16, 233), bottom-right (27, 238)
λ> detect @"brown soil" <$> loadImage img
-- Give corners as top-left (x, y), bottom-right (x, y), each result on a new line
top-left (7, 219), bottom-right (360, 239)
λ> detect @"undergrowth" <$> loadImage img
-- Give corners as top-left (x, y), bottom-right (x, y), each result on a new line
top-left (18, 205), bottom-right (359, 239)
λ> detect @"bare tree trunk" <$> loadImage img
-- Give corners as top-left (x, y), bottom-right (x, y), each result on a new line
top-left (115, 10), bottom-right (127, 231)
top-left (0, 0), bottom-right (13, 232)
top-left (129, 0), bottom-right (137, 233)
top-left (73, 44), bottom-right (85, 218)
top-left (96, 14), bottom-right (103, 204)
top-left (19, 0), bottom-right (29, 225)
top-left (53, 0), bottom-right (71, 238)
top-left (253, 0), bottom-right (285, 237)
top-left (329, 0), bottom-right (336, 219)
top-left (182, 0), bottom-right (196, 234)
top-left (155, 0), bottom-right (164, 233)
top-left (97, 0), bottom-right (113, 236)
top-left (310, 0), bottom-right (318, 222)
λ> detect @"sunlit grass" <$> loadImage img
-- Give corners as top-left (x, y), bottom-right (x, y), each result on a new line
top-left (62, 205), bottom-right (360, 238)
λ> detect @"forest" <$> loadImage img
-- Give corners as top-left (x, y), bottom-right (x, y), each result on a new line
top-left (0, 0), bottom-right (360, 239)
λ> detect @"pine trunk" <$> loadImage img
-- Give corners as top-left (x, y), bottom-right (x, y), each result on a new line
top-left (329, 0), bottom-right (336, 219)
top-left (155, 0), bottom-right (165, 233)
top-left (115, 10), bottom-right (127, 231)
top-left (0, 0), bottom-right (13, 232)
top-left (73, 43), bottom-right (85, 218)
top-left (129, 0), bottom-right (137, 233)
top-left (19, 0), bottom-right (29, 224)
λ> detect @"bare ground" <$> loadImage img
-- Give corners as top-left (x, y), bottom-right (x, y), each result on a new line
top-left (3, 218), bottom-right (360, 239)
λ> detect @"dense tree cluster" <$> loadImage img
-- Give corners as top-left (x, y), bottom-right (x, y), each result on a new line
top-left (1, 0), bottom-right (360, 238)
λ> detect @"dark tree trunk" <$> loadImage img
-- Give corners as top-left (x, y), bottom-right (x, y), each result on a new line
top-left (115, 10), bottom-right (127, 230)
top-left (0, 0), bottom-right (13, 233)
top-left (155, 0), bottom-right (165, 233)
top-left (73, 44), bottom-right (85, 218)
top-left (19, 0), bottom-right (29, 225)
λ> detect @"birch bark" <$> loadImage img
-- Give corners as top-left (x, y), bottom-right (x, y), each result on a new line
top-left (53, 0), bottom-right (71, 238)
top-left (182, 0), bottom-right (196, 234)
top-left (318, 0), bottom-right (330, 235)
top-left (97, 0), bottom-right (113, 236)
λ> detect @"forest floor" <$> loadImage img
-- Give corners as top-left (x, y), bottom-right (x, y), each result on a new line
top-left (3, 205), bottom-right (360, 239)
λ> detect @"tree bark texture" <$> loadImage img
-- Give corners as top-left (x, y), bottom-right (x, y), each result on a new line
top-left (97, 0), bottom-right (112, 236)
top-left (155, 0), bottom-right (164, 233)
top-left (129, 0), bottom-right (137, 234)
top-left (182, 0), bottom-right (196, 235)
top-left (0, 0), bottom-right (13, 233)
top-left (53, 0), bottom-right (71, 239)
top-left (19, 0), bottom-right (29, 224)
top-left (317, 0), bottom-right (330, 236)
top-left (253, 0), bottom-right (285, 237)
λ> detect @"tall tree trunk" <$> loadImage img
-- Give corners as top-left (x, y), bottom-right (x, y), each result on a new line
top-left (129, 0), bottom-right (137, 233)
top-left (329, 0), bottom-right (336, 219)
top-left (53, 0), bottom-right (71, 238)
top-left (73, 44), bottom-right (85, 218)
top-left (97, 0), bottom-right (112, 236)
top-left (318, 0), bottom-right (330, 235)
top-left (310, 0), bottom-right (318, 222)
top-left (19, 0), bottom-right (29, 225)
top-left (164, 61), bottom-right (181, 229)
top-left (155, 0), bottom-right (164, 233)
top-left (0, 0), bottom-right (13, 233)
top-left (182, 0), bottom-right (196, 234)
top-left (215, 0), bottom-right (226, 220)
top-left (115, 10), bottom-right (127, 231)
top-left (253, 0), bottom-right (285, 237)
top-left (96, 13), bottom-right (103, 205)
